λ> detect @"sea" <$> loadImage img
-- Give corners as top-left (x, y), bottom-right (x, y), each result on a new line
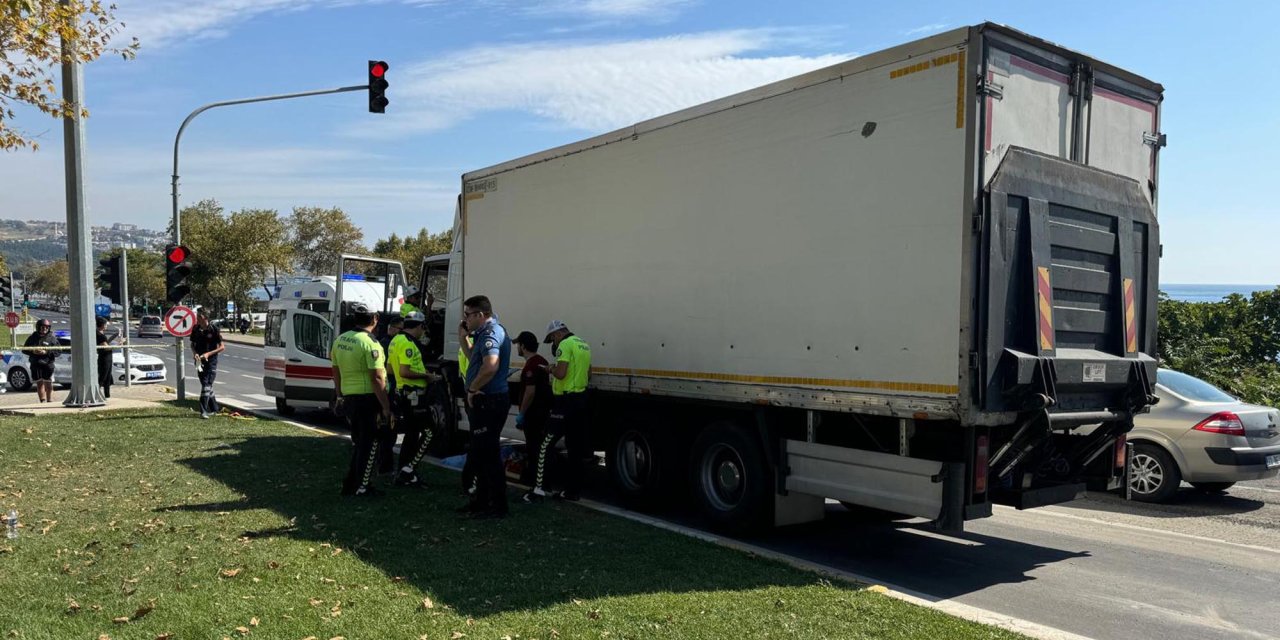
top-left (1162, 284), bottom-right (1277, 303)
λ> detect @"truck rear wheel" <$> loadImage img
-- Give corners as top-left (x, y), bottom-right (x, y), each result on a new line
top-left (691, 421), bottom-right (772, 533)
top-left (607, 423), bottom-right (672, 508)
top-left (275, 397), bottom-right (295, 416)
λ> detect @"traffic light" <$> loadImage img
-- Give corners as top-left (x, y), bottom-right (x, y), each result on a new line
top-left (165, 244), bottom-right (192, 304)
top-left (368, 60), bottom-right (389, 113)
top-left (98, 254), bottom-right (124, 305)
top-left (0, 273), bottom-right (11, 309)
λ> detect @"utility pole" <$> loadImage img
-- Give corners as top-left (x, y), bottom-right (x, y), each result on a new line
top-left (121, 250), bottom-right (131, 388)
top-left (60, 0), bottom-right (105, 407)
top-left (170, 83), bottom-right (366, 400)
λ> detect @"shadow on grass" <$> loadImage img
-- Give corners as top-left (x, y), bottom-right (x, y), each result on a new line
top-left (161, 433), bottom-right (822, 617)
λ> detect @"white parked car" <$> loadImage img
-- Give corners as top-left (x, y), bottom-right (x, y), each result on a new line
top-left (4, 351), bottom-right (36, 391)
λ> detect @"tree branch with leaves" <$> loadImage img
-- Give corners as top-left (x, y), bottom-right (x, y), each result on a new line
top-left (1, 0), bottom-right (139, 151)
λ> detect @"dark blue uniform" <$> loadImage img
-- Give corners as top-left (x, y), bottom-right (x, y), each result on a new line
top-left (464, 318), bottom-right (511, 515)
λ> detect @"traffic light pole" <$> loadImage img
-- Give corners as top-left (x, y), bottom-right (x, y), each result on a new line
top-left (170, 84), bottom-right (366, 400)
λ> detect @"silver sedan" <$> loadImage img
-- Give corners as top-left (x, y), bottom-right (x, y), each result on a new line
top-left (1128, 369), bottom-right (1280, 502)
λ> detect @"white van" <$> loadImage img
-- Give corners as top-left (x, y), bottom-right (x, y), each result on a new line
top-left (263, 256), bottom-right (406, 415)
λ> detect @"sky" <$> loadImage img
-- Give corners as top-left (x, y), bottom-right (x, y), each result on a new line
top-left (1, 0), bottom-right (1278, 284)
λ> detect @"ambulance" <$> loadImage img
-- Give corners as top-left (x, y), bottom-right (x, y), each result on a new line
top-left (263, 255), bottom-right (406, 415)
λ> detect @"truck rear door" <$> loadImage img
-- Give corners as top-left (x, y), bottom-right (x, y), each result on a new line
top-left (973, 26), bottom-right (1162, 506)
top-left (980, 28), bottom-right (1163, 204)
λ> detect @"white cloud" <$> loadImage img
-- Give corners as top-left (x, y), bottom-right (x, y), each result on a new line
top-left (904, 23), bottom-right (949, 36)
top-left (118, 0), bottom-right (694, 50)
top-left (523, 0), bottom-right (693, 19)
top-left (367, 29), bottom-right (851, 136)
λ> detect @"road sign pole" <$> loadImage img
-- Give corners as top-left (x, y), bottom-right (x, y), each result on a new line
top-left (60, 1), bottom-right (105, 408)
top-left (121, 250), bottom-right (131, 388)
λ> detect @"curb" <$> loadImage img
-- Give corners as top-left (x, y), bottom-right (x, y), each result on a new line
top-left (215, 398), bottom-right (1093, 640)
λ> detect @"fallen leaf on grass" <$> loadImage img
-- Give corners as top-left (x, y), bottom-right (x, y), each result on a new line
top-left (301, 637), bottom-right (318, 640)
top-left (320, 578), bottom-right (335, 584)
top-left (235, 626), bottom-right (250, 636)
top-left (154, 635), bottom-right (172, 640)
top-left (98, 635), bottom-right (110, 640)
top-left (113, 617), bottom-right (130, 624)
top-left (308, 598), bottom-right (323, 607)
top-left (267, 561), bottom-right (281, 570)
top-left (66, 599), bottom-right (81, 615)
top-left (329, 637), bottom-right (346, 640)
top-left (250, 617), bottom-right (260, 627)
top-left (391, 576), bottom-right (406, 583)
top-left (133, 600), bottom-right (156, 620)
top-left (450, 633), bottom-right (465, 640)
top-left (587, 610), bottom-right (601, 620)
top-left (572, 599), bottom-right (584, 606)
top-left (421, 597), bottom-right (434, 610)
top-left (221, 568), bottom-right (242, 578)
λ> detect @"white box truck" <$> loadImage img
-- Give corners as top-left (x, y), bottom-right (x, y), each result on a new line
top-left (420, 23), bottom-right (1163, 532)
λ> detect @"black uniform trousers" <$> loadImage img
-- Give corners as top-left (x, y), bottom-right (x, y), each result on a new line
top-left (341, 394), bottom-right (383, 495)
top-left (534, 392), bottom-right (589, 496)
top-left (396, 384), bottom-right (435, 472)
top-left (467, 393), bottom-right (511, 512)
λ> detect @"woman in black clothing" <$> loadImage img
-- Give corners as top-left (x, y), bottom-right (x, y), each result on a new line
top-left (95, 316), bottom-right (114, 398)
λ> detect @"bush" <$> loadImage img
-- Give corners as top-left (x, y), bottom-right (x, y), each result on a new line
top-left (1158, 288), bottom-right (1280, 405)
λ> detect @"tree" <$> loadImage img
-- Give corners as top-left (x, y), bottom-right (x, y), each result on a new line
top-left (2, 0), bottom-right (139, 150)
top-left (174, 199), bottom-right (292, 314)
top-left (1158, 288), bottom-right (1280, 406)
top-left (287, 206), bottom-right (364, 275)
top-left (28, 259), bottom-right (68, 303)
top-left (371, 227), bottom-right (452, 288)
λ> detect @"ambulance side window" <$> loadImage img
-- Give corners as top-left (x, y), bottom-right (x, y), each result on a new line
top-left (265, 310), bottom-right (286, 348)
top-left (293, 313), bottom-right (333, 359)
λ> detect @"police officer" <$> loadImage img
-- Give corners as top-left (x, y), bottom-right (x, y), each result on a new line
top-left (390, 311), bottom-right (440, 487)
top-left (525, 320), bottom-right (591, 503)
top-left (459, 295), bottom-right (512, 518)
top-left (331, 303), bottom-right (394, 497)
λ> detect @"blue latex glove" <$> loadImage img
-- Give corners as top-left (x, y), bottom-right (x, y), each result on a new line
top-left (515, 413), bottom-right (525, 429)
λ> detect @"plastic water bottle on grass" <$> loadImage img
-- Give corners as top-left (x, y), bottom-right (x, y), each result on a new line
top-left (5, 509), bottom-right (16, 540)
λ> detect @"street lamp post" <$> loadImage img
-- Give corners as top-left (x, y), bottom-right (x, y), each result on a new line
top-left (169, 84), bottom-right (365, 400)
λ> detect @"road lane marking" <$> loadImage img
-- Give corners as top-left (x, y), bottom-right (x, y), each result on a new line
top-left (1005, 505), bottom-right (1280, 556)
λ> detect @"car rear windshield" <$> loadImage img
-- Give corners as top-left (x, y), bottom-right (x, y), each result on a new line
top-left (1158, 369), bottom-right (1236, 403)
top-left (141, 317), bottom-right (160, 324)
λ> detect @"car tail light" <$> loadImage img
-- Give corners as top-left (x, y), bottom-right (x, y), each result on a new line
top-left (974, 435), bottom-right (989, 494)
top-left (1114, 434), bottom-right (1127, 469)
top-left (1193, 412), bottom-right (1245, 436)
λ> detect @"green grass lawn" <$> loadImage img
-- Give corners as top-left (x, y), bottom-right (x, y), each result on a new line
top-left (0, 406), bottom-right (1025, 640)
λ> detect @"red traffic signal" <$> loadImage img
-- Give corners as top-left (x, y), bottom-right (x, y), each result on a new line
top-left (167, 245), bottom-right (187, 263)
top-left (368, 60), bottom-right (389, 114)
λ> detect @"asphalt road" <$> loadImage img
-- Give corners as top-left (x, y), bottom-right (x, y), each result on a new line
top-left (14, 309), bottom-right (1280, 640)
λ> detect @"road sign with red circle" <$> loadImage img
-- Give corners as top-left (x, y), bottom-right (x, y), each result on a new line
top-left (165, 305), bottom-right (196, 337)
top-left (4, 312), bottom-right (17, 329)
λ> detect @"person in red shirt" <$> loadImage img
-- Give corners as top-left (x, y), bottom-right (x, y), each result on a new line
top-left (513, 331), bottom-right (552, 487)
